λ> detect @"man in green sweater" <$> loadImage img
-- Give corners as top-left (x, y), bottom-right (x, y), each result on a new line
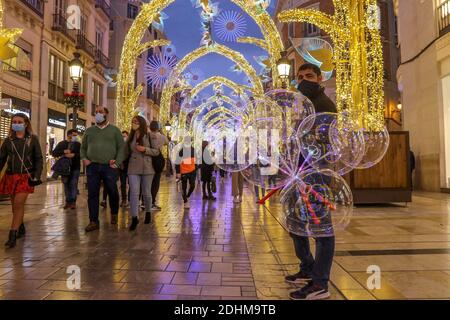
top-left (81, 106), bottom-right (125, 232)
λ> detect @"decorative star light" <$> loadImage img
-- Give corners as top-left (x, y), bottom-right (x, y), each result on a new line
top-left (229, 64), bottom-right (243, 74)
top-left (144, 52), bottom-right (177, 89)
top-left (254, 0), bottom-right (271, 14)
top-left (104, 68), bottom-right (118, 88)
top-left (163, 44), bottom-right (177, 57)
top-left (254, 55), bottom-right (271, 75)
top-left (214, 10), bottom-right (247, 42)
top-left (152, 12), bottom-right (168, 32)
top-left (184, 68), bottom-right (205, 86)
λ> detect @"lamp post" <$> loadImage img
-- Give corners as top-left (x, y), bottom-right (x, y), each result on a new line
top-left (277, 51), bottom-right (291, 89)
top-left (68, 52), bottom-right (84, 130)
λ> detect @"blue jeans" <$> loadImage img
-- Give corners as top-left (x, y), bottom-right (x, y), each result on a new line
top-left (291, 234), bottom-right (335, 289)
top-left (86, 163), bottom-right (119, 223)
top-left (128, 174), bottom-right (154, 217)
top-left (63, 169), bottom-right (80, 203)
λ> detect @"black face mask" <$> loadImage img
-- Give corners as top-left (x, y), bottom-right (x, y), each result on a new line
top-left (297, 80), bottom-right (321, 98)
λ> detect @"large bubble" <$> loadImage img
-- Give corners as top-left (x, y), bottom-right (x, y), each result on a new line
top-left (280, 169), bottom-right (353, 237)
top-left (240, 117), bottom-right (300, 190)
top-left (356, 126), bottom-right (390, 169)
top-left (265, 89), bottom-right (315, 127)
top-left (297, 112), bottom-right (365, 176)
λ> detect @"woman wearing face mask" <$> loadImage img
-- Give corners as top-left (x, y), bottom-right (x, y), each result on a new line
top-left (0, 113), bottom-right (43, 248)
top-left (124, 116), bottom-right (160, 230)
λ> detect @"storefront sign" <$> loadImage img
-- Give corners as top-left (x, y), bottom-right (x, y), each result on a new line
top-left (48, 109), bottom-right (67, 129)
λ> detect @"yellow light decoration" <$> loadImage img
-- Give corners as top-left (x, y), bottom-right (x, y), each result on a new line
top-left (160, 43), bottom-right (263, 124)
top-left (190, 76), bottom-right (252, 98)
top-left (278, 0), bottom-right (385, 131)
top-left (237, 37), bottom-right (269, 51)
top-left (230, 0), bottom-right (284, 87)
top-left (309, 48), bottom-right (334, 72)
top-left (117, 0), bottom-right (285, 129)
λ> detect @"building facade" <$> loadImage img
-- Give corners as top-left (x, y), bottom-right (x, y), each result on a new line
top-left (396, 0), bottom-right (450, 191)
top-left (274, 0), bottom-right (402, 130)
top-left (1, 0), bottom-right (110, 178)
top-left (108, 0), bottom-right (167, 126)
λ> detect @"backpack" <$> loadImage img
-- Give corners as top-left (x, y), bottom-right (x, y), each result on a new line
top-left (51, 141), bottom-right (72, 176)
top-left (148, 134), bottom-right (165, 173)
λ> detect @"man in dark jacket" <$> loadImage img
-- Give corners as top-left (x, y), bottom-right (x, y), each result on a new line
top-left (286, 63), bottom-right (337, 300)
top-left (52, 129), bottom-right (81, 209)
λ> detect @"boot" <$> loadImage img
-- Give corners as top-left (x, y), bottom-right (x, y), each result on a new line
top-left (144, 212), bottom-right (152, 224)
top-left (4, 230), bottom-right (17, 248)
top-left (129, 217), bottom-right (139, 231)
top-left (17, 223), bottom-right (26, 239)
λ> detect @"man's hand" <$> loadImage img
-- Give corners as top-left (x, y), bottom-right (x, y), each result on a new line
top-left (109, 159), bottom-right (118, 169)
top-left (83, 159), bottom-right (91, 166)
top-left (136, 145), bottom-right (146, 153)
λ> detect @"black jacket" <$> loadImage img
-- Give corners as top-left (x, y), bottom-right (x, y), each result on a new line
top-left (307, 87), bottom-right (337, 113)
top-left (0, 134), bottom-right (44, 179)
top-left (52, 140), bottom-right (81, 171)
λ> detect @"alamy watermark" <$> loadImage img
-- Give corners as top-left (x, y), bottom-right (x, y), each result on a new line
top-left (66, 265), bottom-right (81, 290)
top-left (66, 5), bottom-right (81, 30)
top-left (366, 265), bottom-right (381, 290)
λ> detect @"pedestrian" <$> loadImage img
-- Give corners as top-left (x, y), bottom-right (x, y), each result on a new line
top-left (120, 130), bottom-right (130, 207)
top-left (124, 116), bottom-right (160, 231)
top-left (201, 141), bottom-right (216, 200)
top-left (232, 171), bottom-right (244, 204)
top-left (149, 121), bottom-right (169, 211)
top-left (0, 113), bottom-right (43, 248)
top-left (51, 129), bottom-right (81, 209)
top-left (285, 63), bottom-right (337, 300)
top-left (175, 136), bottom-right (196, 209)
top-left (81, 106), bottom-right (125, 232)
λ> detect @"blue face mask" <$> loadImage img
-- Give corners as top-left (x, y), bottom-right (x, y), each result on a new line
top-left (12, 123), bottom-right (25, 132)
top-left (95, 113), bottom-right (105, 124)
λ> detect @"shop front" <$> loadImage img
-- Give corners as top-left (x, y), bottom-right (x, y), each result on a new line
top-left (0, 94), bottom-right (31, 140)
top-left (46, 109), bottom-right (67, 178)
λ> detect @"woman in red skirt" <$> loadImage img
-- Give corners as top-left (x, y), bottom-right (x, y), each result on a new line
top-left (0, 113), bottom-right (43, 248)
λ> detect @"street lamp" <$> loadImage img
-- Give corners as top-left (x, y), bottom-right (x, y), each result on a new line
top-left (68, 52), bottom-right (84, 130)
top-left (277, 51), bottom-right (291, 89)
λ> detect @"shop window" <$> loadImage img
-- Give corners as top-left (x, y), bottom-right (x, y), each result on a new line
top-left (1, 39), bottom-right (32, 79)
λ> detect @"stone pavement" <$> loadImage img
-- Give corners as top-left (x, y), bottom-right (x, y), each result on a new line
top-left (0, 175), bottom-right (450, 300)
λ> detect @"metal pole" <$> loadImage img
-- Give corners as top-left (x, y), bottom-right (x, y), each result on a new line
top-left (72, 82), bottom-right (78, 130)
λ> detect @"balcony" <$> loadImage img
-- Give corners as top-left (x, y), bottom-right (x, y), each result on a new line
top-left (76, 33), bottom-right (96, 59)
top-left (52, 14), bottom-right (76, 43)
top-left (95, 49), bottom-right (110, 68)
top-left (2, 61), bottom-right (31, 80)
top-left (95, 0), bottom-right (111, 18)
top-left (438, 0), bottom-right (450, 36)
top-left (20, 0), bottom-right (44, 17)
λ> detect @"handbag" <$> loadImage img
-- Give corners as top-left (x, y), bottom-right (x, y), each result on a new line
top-left (148, 134), bottom-right (165, 173)
top-left (10, 137), bottom-right (42, 187)
top-left (51, 157), bottom-right (71, 176)
top-left (210, 176), bottom-right (217, 194)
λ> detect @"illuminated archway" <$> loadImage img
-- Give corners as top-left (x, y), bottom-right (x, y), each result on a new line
top-left (117, 0), bottom-right (283, 129)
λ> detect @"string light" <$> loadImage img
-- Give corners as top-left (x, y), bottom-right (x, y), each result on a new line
top-left (278, 0), bottom-right (385, 131)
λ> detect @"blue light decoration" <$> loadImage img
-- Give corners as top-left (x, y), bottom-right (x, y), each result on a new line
top-left (163, 44), bottom-right (177, 57)
top-left (104, 68), bottom-right (118, 88)
top-left (254, 55), bottom-right (271, 75)
top-left (213, 10), bottom-right (247, 42)
top-left (290, 37), bottom-right (334, 81)
top-left (152, 12), bottom-right (169, 32)
top-left (184, 68), bottom-right (205, 86)
top-left (254, 0), bottom-right (271, 14)
top-left (144, 52), bottom-right (177, 89)
top-left (229, 64), bottom-right (243, 74)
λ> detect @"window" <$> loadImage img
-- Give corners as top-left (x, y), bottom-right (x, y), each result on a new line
top-left (96, 30), bottom-right (103, 52)
top-left (110, 20), bottom-right (114, 31)
top-left (80, 13), bottom-right (87, 36)
top-left (288, 23), bottom-right (295, 38)
top-left (91, 81), bottom-right (103, 116)
top-left (48, 53), bottom-right (67, 103)
top-left (304, 23), bottom-right (320, 37)
top-left (54, 0), bottom-right (66, 15)
top-left (127, 3), bottom-right (138, 19)
top-left (2, 38), bottom-right (32, 79)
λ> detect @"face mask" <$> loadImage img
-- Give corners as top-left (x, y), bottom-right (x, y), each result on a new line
top-left (72, 136), bottom-right (79, 143)
top-left (95, 113), bottom-right (106, 124)
top-left (12, 123), bottom-right (25, 132)
top-left (123, 136), bottom-right (128, 142)
top-left (132, 124), bottom-right (140, 131)
top-left (297, 79), bottom-right (321, 98)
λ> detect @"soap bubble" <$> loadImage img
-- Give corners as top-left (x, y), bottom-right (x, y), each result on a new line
top-left (280, 169), bottom-right (353, 237)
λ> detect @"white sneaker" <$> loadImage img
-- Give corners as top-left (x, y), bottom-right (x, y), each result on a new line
top-left (184, 201), bottom-right (190, 209)
top-left (233, 196), bottom-right (240, 204)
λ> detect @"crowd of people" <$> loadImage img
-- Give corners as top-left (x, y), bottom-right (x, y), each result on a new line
top-left (0, 63), bottom-right (338, 300)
